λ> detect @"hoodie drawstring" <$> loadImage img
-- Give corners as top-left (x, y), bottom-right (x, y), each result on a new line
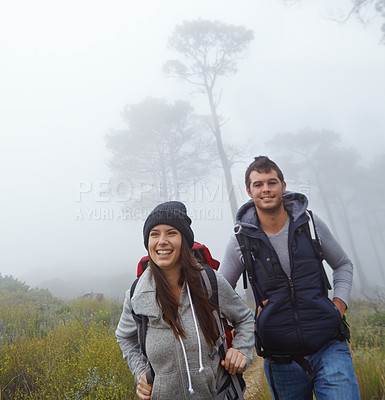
top-left (186, 282), bottom-right (204, 373)
top-left (178, 282), bottom-right (204, 395)
top-left (179, 336), bottom-right (194, 394)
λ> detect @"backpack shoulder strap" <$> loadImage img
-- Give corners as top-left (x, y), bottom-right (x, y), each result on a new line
top-left (200, 266), bottom-right (226, 356)
top-left (129, 277), bottom-right (154, 384)
top-left (200, 264), bottom-right (218, 306)
top-left (304, 210), bottom-right (332, 291)
top-left (129, 277), bottom-right (139, 300)
top-left (234, 224), bottom-right (265, 309)
top-left (304, 210), bottom-right (324, 260)
top-left (129, 277), bottom-right (148, 358)
top-left (200, 265), bottom-right (246, 399)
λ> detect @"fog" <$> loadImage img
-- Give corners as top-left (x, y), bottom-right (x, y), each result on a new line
top-left (1, 0), bottom-right (384, 299)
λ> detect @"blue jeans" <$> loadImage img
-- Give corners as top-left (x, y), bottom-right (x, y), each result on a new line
top-left (264, 340), bottom-right (360, 400)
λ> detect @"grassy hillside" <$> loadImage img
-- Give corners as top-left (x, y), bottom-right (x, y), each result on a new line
top-left (0, 275), bottom-right (384, 399)
top-left (0, 275), bottom-right (136, 399)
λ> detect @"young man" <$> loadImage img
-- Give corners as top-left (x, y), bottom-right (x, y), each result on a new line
top-left (219, 156), bottom-right (360, 400)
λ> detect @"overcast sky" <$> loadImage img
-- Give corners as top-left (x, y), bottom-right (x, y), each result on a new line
top-left (1, 0), bottom-right (384, 289)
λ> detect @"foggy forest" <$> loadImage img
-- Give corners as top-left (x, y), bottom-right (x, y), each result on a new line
top-left (1, 0), bottom-right (385, 399)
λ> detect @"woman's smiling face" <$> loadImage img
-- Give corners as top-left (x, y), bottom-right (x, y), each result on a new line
top-left (148, 224), bottom-right (182, 271)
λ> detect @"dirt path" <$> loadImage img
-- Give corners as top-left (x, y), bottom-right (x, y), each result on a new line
top-left (243, 351), bottom-right (265, 399)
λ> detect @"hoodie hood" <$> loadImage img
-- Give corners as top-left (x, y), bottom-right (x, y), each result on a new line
top-left (235, 191), bottom-right (309, 231)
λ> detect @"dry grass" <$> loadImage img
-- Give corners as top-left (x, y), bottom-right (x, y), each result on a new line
top-left (244, 351), bottom-right (270, 400)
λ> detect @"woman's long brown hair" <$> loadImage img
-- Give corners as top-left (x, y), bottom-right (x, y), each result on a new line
top-left (148, 237), bottom-right (219, 346)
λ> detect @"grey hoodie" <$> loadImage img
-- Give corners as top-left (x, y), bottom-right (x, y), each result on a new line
top-left (115, 267), bottom-right (254, 400)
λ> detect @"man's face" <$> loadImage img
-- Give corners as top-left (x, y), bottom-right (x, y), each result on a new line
top-left (246, 169), bottom-right (286, 213)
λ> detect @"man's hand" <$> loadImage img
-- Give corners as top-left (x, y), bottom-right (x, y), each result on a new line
top-left (137, 371), bottom-right (153, 400)
top-left (333, 297), bottom-right (347, 317)
top-left (221, 348), bottom-right (247, 375)
top-left (256, 299), bottom-right (269, 331)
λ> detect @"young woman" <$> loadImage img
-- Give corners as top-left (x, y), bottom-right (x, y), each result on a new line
top-left (116, 201), bottom-right (254, 399)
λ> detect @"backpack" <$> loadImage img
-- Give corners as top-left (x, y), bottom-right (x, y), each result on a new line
top-left (131, 245), bottom-right (245, 399)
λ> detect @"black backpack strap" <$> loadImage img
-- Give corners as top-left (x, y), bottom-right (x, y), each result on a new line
top-left (129, 278), bottom-right (155, 384)
top-left (200, 264), bottom-right (218, 306)
top-left (200, 266), bottom-right (227, 360)
top-left (304, 210), bottom-right (332, 291)
top-left (304, 211), bottom-right (351, 341)
top-left (234, 224), bottom-right (265, 310)
top-left (304, 210), bottom-right (324, 260)
top-left (235, 225), bottom-right (280, 358)
top-left (200, 265), bottom-right (245, 399)
top-left (129, 278), bottom-right (139, 301)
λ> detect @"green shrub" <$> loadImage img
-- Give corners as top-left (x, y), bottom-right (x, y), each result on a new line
top-left (0, 321), bottom-right (136, 399)
top-left (0, 286), bottom-right (136, 400)
top-left (366, 311), bottom-right (385, 328)
top-left (348, 300), bottom-right (385, 399)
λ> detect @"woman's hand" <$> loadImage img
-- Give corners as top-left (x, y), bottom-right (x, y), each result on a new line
top-left (221, 348), bottom-right (247, 375)
top-left (137, 371), bottom-right (153, 399)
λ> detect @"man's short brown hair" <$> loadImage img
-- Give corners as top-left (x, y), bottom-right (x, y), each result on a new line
top-left (245, 156), bottom-right (285, 189)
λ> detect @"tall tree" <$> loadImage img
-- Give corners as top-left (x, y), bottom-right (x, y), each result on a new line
top-left (360, 154), bottom-right (385, 286)
top-left (266, 128), bottom-right (370, 291)
top-left (106, 98), bottom-right (215, 207)
top-left (267, 129), bottom-right (342, 235)
top-left (163, 20), bottom-right (254, 220)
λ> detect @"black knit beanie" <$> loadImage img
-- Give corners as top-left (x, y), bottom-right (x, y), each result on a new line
top-left (143, 201), bottom-right (194, 249)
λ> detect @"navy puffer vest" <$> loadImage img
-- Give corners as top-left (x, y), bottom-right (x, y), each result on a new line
top-left (242, 212), bottom-right (341, 356)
